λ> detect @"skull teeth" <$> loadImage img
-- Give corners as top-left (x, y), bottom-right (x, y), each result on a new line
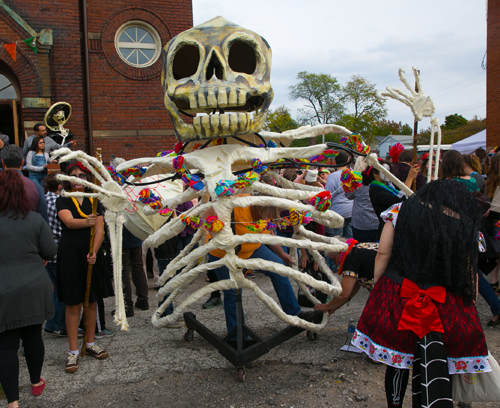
top-left (192, 112), bottom-right (251, 138)
top-left (184, 88), bottom-right (248, 111)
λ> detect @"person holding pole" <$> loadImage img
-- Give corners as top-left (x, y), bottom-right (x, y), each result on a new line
top-left (56, 161), bottom-right (112, 373)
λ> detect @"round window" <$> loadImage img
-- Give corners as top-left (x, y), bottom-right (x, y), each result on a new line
top-left (115, 21), bottom-right (162, 68)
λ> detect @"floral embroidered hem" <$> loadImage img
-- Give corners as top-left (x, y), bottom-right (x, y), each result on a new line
top-left (351, 329), bottom-right (491, 375)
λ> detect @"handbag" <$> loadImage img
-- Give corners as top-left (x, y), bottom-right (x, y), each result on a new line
top-left (452, 352), bottom-right (500, 402)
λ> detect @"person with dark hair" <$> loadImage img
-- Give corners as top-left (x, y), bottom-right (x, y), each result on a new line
top-left (325, 151), bottom-right (353, 238)
top-left (0, 169), bottom-right (57, 407)
top-left (352, 180), bottom-right (490, 408)
top-left (56, 161), bottom-right (112, 373)
top-left (0, 131), bottom-right (9, 169)
top-left (43, 171), bottom-right (67, 337)
top-left (390, 149), bottom-right (426, 190)
top-left (440, 150), bottom-right (478, 191)
top-left (1, 145), bottom-right (48, 222)
top-left (363, 161), bottom-right (417, 240)
top-left (22, 123), bottom-right (76, 160)
top-left (463, 153), bottom-right (485, 193)
top-left (25, 136), bottom-right (50, 186)
top-left (474, 147), bottom-right (488, 175)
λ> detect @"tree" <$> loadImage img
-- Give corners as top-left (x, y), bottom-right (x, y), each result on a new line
top-left (371, 119), bottom-right (413, 137)
top-left (263, 106), bottom-right (298, 132)
top-left (417, 116), bottom-right (486, 145)
top-left (289, 71), bottom-right (344, 126)
top-left (337, 75), bottom-right (388, 143)
top-left (442, 114), bottom-right (468, 131)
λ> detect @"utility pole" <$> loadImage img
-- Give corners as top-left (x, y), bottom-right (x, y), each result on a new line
top-left (412, 70), bottom-right (420, 191)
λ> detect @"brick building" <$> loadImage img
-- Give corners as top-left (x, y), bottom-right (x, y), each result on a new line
top-left (0, 0), bottom-right (192, 163)
top-left (487, 0), bottom-right (500, 147)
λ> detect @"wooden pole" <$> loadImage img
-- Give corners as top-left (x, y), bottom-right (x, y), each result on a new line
top-left (12, 101), bottom-right (19, 146)
top-left (412, 70), bottom-right (420, 192)
top-left (80, 148), bottom-right (102, 357)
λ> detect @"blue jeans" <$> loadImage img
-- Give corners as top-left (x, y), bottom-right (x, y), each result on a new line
top-left (209, 245), bottom-right (302, 333)
top-left (478, 270), bottom-right (500, 316)
top-left (276, 229), bottom-right (294, 254)
top-left (325, 217), bottom-right (353, 239)
top-left (29, 171), bottom-right (46, 187)
top-left (44, 263), bottom-right (66, 331)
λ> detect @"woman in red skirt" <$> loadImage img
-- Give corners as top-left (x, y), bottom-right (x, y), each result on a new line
top-left (352, 179), bottom-right (490, 408)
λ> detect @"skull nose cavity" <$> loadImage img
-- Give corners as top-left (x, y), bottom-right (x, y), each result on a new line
top-left (172, 44), bottom-right (200, 80)
top-left (205, 51), bottom-right (225, 81)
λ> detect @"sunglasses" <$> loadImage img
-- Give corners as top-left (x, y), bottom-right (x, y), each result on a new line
top-left (74, 173), bottom-right (88, 180)
top-left (488, 153), bottom-right (496, 157)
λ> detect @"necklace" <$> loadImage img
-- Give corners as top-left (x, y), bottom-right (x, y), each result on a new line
top-left (71, 197), bottom-right (93, 219)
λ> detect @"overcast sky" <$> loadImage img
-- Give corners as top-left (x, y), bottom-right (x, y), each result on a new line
top-left (191, 0), bottom-right (487, 131)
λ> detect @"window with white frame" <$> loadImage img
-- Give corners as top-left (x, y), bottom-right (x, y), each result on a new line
top-left (115, 21), bottom-right (161, 68)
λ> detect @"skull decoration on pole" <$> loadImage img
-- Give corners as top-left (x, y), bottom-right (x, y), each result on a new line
top-left (162, 16), bottom-right (274, 141)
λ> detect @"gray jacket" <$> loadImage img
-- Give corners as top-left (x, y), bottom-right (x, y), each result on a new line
top-left (0, 211), bottom-right (57, 332)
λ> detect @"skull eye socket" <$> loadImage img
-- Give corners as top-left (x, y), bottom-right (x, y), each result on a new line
top-left (172, 44), bottom-right (200, 80)
top-left (228, 41), bottom-right (257, 75)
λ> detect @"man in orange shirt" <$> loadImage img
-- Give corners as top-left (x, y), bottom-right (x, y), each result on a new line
top-left (208, 206), bottom-right (308, 333)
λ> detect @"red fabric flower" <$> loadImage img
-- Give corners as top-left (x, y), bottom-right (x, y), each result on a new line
top-left (455, 361), bottom-right (467, 370)
top-left (392, 355), bottom-right (402, 364)
top-left (369, 345), bottom-right (375, 354)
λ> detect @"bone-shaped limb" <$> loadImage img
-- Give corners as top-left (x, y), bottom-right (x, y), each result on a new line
top-left (365, 153), bottom-right (413, 197)
top-left (259, 124), bottom-right (353, 143)
top-left (378, 67), bottom-right (435, 122)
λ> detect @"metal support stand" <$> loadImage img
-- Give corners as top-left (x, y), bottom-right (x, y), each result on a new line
top-left (183, 289), bottom-right (323, 381)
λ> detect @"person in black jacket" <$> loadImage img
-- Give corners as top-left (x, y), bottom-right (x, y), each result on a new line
top-left (363, 161), bottom-right (418, 240)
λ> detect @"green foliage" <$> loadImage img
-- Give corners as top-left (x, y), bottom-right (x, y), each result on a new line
top-left (263, 105), bottom-right (298, 132)
top-left (442, 114), bottom-right (468, 131)
top-left (417, 116), bottom-right (486, 145)
top-left (338, 75), bottom-right (388, 141)
top-left (371, 119), bottom-right (413, 137)
top-left (289, 71), bottom-right (344, 125)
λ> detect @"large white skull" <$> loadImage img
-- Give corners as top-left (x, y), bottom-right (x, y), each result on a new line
top-left (162, 16), bottom-right (274, 142)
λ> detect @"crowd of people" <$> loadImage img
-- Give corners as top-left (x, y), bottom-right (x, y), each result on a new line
top-left (1, 127), bottom-right (500, 407)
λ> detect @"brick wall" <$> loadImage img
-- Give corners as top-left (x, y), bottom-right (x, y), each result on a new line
top-left (0, 0), bottom-right (192, 160)
top-left (488, 1), bottom-right (500, 147)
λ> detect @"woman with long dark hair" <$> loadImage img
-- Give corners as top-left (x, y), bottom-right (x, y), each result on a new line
top-left (56, 161), bottom-right (112, 373)
top-left (485, 154), bottom-right (500, 294)
top-left (25, 136), bottom-right (50, 187)
top-left (0, 170), bottom-right (57, 408)
top-left (352, 180), bottom-right (490, 408)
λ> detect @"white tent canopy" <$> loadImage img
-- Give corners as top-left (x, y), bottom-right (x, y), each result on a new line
top-left (451, 129), bottom-right (486, 154)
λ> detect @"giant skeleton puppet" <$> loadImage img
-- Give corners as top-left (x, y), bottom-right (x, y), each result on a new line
top-left (53, 16), bottom-right (411, 332)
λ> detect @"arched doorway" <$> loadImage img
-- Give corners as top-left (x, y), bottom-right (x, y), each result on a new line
top-left (0, 63), bottom-right (21, 146)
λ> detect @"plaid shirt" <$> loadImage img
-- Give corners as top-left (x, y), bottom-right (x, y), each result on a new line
top-left (45, 191), bottom-right (62, 263)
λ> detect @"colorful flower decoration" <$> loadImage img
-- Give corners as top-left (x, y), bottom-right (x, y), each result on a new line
top-left (339, 133), bottom-right (370, 155)
top-left (267, 139), bottom-right (278, 148)
top-left (495, 220), bottom-right (500, 240)
top-left (138, 188), bottom-right (162, 210)
top-left (215, 171), bottom-right (259, 197)
top-left (107, 166), bottom-right (126, 186)
top-left (180, 214), bottom-right (203, 229)
top-left (173, 141), bottom-right (183, 153)
top-left (121, 166), bottom-right (147, 178)
top-left (173, 156), bottom-right (186, 174)
top-left (157, 150), bottom-right (174, 157)
top-left (309, 191), bottom-right (332, 212)
top-left (204, 216), bottom-right (225, 232)
top-left (340, 168), bottom-right (363, 193)
top-left (158, 208), bottom-right (174, 217)
top-left (251, 159), bottom-right (268, 174)
top-left (246, 210), bottom-right (312, 232)
top-left (182, 173), bottom-right (204, 191)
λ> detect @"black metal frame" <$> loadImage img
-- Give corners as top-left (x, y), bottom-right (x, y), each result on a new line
top-left (183, 289), bottom-right (322, 369)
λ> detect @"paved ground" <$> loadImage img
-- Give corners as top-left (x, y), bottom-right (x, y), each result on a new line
top-left (2, 273), bottom-right (500, 408)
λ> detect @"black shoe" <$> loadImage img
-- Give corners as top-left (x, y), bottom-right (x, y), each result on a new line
top-left (135, 300), bottom-right (149, 310)
top-left (297, 310), bottom-right (323, 323)
top-left (202, 296), bottom-right (223, 309)
top-left (111, 308), bottom-right (135, 317)
top-left (44, 329), bottom-right (68, 337)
